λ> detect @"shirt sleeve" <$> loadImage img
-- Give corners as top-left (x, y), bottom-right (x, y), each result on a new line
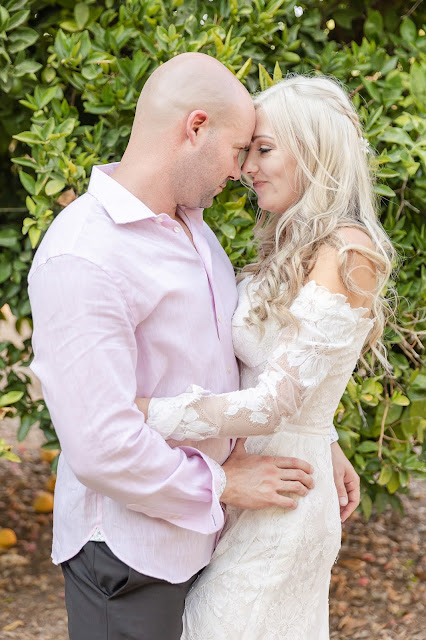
top-left (28, 255), bottom-right (224, 534)
top-left (147, 284), bottom-right (373, 442)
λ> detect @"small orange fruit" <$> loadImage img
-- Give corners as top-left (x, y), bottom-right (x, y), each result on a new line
top-left (33, 491), bottom-right (54, 513)
top-left (0, 528), bottom-right (17, 549)
top-left (40, 449), bottom-right (60, 463)
top-left (45, 474), bottom-right (56, 493)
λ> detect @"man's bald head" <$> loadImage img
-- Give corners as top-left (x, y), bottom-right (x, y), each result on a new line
top-left (132, 52), bottom-right (253, 137)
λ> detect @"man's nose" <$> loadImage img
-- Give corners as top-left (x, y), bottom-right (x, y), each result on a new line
top-left (229, 157), bottom-right (242, 181)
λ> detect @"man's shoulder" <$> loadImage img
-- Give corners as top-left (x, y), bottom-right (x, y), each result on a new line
top-left (28, 192), bottom-right (114, 278)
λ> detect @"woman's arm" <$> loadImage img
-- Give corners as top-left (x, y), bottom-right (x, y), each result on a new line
top-left (141, 243), bottom-right (376, 442)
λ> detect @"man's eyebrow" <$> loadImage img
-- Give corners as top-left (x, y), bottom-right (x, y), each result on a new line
top-left (251, 134), bottom-right (274, 141)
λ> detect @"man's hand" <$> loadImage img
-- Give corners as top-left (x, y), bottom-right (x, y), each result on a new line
top-left (221, 439), bottom-right (314, 510)
top-left (331, 441), bottom-right (360, 522)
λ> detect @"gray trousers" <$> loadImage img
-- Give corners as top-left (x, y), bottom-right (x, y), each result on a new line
top-left (61, 542), bottom-right (197, 640)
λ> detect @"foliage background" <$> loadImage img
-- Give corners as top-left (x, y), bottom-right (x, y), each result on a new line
top-left (0, 0), bottom-right (425, 517)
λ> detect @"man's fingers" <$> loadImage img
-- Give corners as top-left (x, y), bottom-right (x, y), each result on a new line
top-left (278, 481), bottom-right (309, 496)
top-left (273, 456), bottom-right (314, 474)
top-left (280, 469), bottom-right (314, 489)
top-left (274, 495), bottom-right (298, 510)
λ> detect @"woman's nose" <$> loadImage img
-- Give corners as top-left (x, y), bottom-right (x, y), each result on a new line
top-left (241, 156), bottom-right (257, 175)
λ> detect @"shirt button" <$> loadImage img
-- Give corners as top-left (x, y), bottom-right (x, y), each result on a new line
top-left (227, 366), bottom-right (231, 373)
top-left (217, 315), bottom-right (222, 323)
top-left (155, 216), bottom-right (163, 224)
top-left (173, 226), bottom-right (180, 233)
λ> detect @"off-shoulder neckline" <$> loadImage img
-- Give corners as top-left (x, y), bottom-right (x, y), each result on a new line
top-left (240, 275), bottom-right (373, 322)
top-left (301, 279), bottom-right (372, 318)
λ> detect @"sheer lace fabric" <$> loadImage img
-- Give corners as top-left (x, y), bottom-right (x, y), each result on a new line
top-left (148, 279), bottom-right (373, 442)
top-left (148, 278), bottom-right (374, 640)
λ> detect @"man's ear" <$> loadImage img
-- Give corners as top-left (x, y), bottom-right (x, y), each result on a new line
top-left (186, 110), bottom-right (209, 144)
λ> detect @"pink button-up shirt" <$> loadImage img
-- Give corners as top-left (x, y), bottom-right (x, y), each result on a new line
top-left (28, 163), bottom-right (240, 583)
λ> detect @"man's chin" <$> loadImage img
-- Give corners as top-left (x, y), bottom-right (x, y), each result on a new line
top-left (198, 194), bottom-right (216, 209)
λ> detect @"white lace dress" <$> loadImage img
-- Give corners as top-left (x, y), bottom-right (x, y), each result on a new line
top-left (147, 277), bottom-right (374, 640)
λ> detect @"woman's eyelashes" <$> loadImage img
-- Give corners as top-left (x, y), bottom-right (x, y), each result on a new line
top-left (259, 147), bottom-right (272, 154)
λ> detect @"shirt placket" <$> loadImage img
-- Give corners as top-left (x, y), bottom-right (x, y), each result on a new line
top-left (177, 212), bottom-right (223, 340)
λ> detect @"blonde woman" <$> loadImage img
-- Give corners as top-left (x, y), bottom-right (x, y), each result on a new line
top-left (137, 75), bottom-right (394, 639)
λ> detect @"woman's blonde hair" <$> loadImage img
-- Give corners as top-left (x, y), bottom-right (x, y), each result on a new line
top-left (241, 74), bottom-right (395, 370)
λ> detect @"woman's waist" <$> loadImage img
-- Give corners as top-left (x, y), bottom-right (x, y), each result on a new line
top-left (276, 420), bottom-right (334, 437)
top-left (245, 427), bottom-right (334, 460)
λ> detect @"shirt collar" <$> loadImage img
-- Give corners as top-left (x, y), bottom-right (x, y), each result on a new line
top-left (88, 163), bottom-right (204, 227)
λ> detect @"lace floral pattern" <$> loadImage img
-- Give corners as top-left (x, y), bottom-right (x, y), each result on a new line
top-left (148, 280), bottom-right (373, 443)
top-left (146, 279), bottom-right (374, 640)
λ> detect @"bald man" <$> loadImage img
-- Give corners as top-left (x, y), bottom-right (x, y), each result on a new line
top-left (28, 53), bottom-right (358, 640)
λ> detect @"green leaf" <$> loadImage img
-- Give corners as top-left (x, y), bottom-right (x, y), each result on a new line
top-left (0, 6), bottom-right (10, 28)
top-left (5, 8), bottom-right (30, 31)
top-left (361, 76), bottom-right (381, 103)
top-left (273, 61), bottom-right (283, 82)
top-left (357, 440), bottom-right (379, 453)
top-left (381, 127), bottom-right (414, 147)
top-left (4, 0), bottom-right (28, 10)
top-left (74, 3), bottom-right (90, 29)
top-left (19, 170), bottom-right (36, 195)
top-left (373, 184), bottom-right (396, 197)
top-left (34, 85), bottom-right (57, 109)
top-left (354, 453), bottom-right (366, 470)
top-left (25, 195), bottom-right (36, 214)
top-left (0, 390), bottom-right (24, 407)
top-left (281, 52), bottom-right (300, 63)
top-left (7, 26), bottom-right (38, 53)
top-left (377, 466), bottom-right (393, 486)
top-left (364, 10), bottom-right (383, 41)
top-left (13, 131), bottom-right (42, 145)
top-left (374, 492), bottom-right (390, 515)
top-left (390, 391), bottom-right (410, 406)
top-left (14, 59), bottom-right (42, 76)
top-left (83, 102), bottom-right (114, 115)
top-left (410, 62), bottom-right (426, 107)
top-left (0, 262), bottom-right (12, 284)
top-left (45, 179), bottom-right (65, 196)
top-left (28, 226), bottom-right (41, 248)
top-left (0, 450), bottom-right (21, 462)
top-left (258, 64), bottom-right (273, 91)
top-left (17, 414), bottom-right (35, 441)
top-left (361, 493), bottom-right (372, 520)
top-left (387, 471), bottom-right (400, 494)
top-left (400, 18), bottom-right (417, 42)
top-left (236, 57), bottom-right (252, 81)
top-left (0, 228), bottom-right (20, 248)
top-left (220, 223), bottom-right (236, 239)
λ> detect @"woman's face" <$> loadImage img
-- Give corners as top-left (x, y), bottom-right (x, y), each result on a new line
top-left (241, 108), bottom-right (299, 214)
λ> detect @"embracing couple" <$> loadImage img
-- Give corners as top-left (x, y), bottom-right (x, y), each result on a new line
top-left (28, 53), bottom-right (393, 639)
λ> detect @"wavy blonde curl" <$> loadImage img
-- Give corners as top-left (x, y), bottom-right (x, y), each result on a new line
top-left (239, 74), bottom-right (396, 371)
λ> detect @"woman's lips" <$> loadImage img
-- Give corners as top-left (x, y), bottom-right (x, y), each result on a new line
top-left (253, 181), bottom-right (267, 189)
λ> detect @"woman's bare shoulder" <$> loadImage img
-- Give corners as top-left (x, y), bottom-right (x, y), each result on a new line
top-left (306, 228), bottom-right (377, 312)
top-left (337, 226), bottom-right (375, 252)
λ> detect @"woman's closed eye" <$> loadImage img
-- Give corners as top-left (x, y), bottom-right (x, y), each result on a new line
top-left (259, 147), bottom-right (272, 154)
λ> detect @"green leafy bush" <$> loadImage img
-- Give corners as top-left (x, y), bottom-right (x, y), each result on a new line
top-left (0, 0), bottom-right (425, 513)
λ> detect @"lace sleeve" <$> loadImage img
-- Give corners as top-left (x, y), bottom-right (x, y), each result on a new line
top-left (147, 282), bottom-right (373, 441)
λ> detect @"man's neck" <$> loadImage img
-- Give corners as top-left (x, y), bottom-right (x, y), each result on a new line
top-left (110, 159), bottom-right (178, 219)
